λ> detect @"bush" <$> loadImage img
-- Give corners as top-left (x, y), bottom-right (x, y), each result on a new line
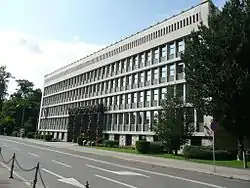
top-left (119, 146), bottom-right (136, 150)
top-left (12, 131), bottom-right (18, 137)
top-left (96, 138), bottom-right (104, 144)
top-left (136, 140), bottom-right (150, 154)
top-left (103, 140), bottom-right (119, 147)
top-left (183, 145), bottom-right (236, 160)
top-left (149, 142), bottom-right (164, 153)
top-left (44, 134), bottom-right (53, 142)
top-left (27, 132), bottom-right (35, 138)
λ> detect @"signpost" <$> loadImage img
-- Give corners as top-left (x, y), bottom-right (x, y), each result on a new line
top-left (210, 120), bottom-right (218, 173)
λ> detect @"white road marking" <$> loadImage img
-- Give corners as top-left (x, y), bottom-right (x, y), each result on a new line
top-left (42, 168), bottom-right (64, 179)
top-left (0, 137), bottom-right (227, 188)
top-left (52, 160), bottom-right (72, 168)
top-left (87, 164), bottom-right (150, 177)
top-left (12, 148), bottom-right (21, 151)
top-left (95, 174), bottom-right (138, 188)
top-left (42, 168), bottom-right (84, 188)
top-left (28, 152), bottom-right (40, 158)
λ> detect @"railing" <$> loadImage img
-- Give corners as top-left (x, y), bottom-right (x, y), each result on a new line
top-left (0, 147), bottom-right (90, 188)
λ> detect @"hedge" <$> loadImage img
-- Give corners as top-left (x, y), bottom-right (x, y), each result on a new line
top-left (77, 136), bottom-right (88, 146)
top-left (12, 131), bottom-right (18, 137)
top-left (27, 132), bottom-right (35, 138)
top-left (136, 140), bottom-right (150, 154)
top-left (44, 134), bottom-right (53, 142)
top-left (149, 142), bottom-right (164, 153)
top-left (103, 140), bottom-right (119, 147)
top-left (183, 145), bottom-right (237, 160)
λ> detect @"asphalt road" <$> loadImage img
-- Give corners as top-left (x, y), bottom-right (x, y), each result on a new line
top-left (0, 136), bottom-right (250, 188)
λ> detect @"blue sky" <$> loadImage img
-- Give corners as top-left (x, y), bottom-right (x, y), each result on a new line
top-left (0, 0), bottom-right (226, 44)
top-left (0, 0), bottom-right (227, 91)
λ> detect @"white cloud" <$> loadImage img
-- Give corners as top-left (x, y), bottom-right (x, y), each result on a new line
top-left (0, 30), bottom-right (105, 94)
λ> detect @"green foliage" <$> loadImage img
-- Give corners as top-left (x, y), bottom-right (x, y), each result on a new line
top-left (153, 86), bottom-right (194, 154)
top-left (44, 134), bottom-right (53, 142)
top-left (77, 136), bottom-right (88, 146)
top-left (149, 142), bottom-right (164, 154)
top-left (183, 145), bottom-right (237, 161)
top-left (27, 132), bottom-right (35, 138)
top-left (181, 0), bottom-right (250, 142)
top-left (103, 140), bottom-right (119, 148)
top-left (136, 140), bottom-right (150, 154)
top-left (96, 138), bottom-right (104, 144)
top-left (12, 131), bottom-right (18, 137)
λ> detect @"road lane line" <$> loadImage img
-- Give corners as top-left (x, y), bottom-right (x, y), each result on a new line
top-left (95, 174), bottom-right (138, 188)
top-left (0, 137), bottom-right (227, 188)
top-left (28, 152), bottom-right (40, 158)
top-left (42, 168), bottom-right (64, 179)
top-left (87, 164), bottom-right (150, 177)
top-left (12, 148), bottom-right (21, 151)
top-left (52, 160), bottom-right (72, 168)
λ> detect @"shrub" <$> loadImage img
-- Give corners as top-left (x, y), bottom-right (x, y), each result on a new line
top-left (96, 138), bottom-right (104, 144)
top-left (136, 140), bottom-right (150, 154)
top-left (12, 131), bottom-right (18, 137)
top-left (103, 140), bottom-right (119, 147)
top-left (27, 132), bottom-right (35, 138)
top-left (149, 142), bottom-right (164, 153)
top-left (44, 134), bottom-right (53, 142)
top-left (119, 146), bottom-right (136, 150)
top-left (183, 145), bottom-right (236, 160)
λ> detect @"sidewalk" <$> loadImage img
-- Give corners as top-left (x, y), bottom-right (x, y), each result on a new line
top-left (0, 162), bottom-right (30, 188)
top-left (4, 137), bottom-right (250, 181)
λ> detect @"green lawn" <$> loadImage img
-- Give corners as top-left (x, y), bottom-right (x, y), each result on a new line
top-left (93, 146), bottom-right (250, 169)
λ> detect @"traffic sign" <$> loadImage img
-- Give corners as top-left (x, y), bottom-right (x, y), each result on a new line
top-left (210, 120), bottom-right (218, 131)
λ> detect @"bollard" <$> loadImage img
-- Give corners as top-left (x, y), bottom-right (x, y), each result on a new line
top-left (85, 181), bottom-right (90, 188)
top-left (32, 162), bottom-right (39, 188)
top-left (9, 153), bottom-right (15, 179)
top-left (0, 147), bottom-right (1, 153)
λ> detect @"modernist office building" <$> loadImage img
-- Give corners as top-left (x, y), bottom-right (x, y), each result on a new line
top-left (38, 0), bottom-right (213, 146)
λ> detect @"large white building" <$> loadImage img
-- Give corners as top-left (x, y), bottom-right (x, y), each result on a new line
top-left (38, 0), bottom-right (214, 146)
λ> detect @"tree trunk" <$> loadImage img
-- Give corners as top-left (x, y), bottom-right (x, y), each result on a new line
top-left (174, 149), bottom-right (178, 155)
top-left (238, 137), bottom-right (248, 168)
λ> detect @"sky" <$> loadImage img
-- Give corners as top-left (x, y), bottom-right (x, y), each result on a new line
top-left (0, 0), bottom-right (227, 93)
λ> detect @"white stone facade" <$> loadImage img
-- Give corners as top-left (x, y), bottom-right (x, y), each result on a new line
top-left (37, 1), bottom-right (213, 145)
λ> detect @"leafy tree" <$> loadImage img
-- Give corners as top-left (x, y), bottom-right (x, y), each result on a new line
top-left (153, 86), bottom-right (194, 155)
top-left (0, 65), bottom-right (13, 110)
top-left (181, 0), bottom-right (250, 165)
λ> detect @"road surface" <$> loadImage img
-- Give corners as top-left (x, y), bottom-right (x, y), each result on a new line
top-left (0, 136), bottom-right (249, 188)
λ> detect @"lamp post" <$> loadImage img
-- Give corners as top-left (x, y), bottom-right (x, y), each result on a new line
top-left (16, 105), bottom-right (32, 137)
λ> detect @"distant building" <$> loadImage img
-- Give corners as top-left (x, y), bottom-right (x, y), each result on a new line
top-left (38, 0), bottom-right (214, 146)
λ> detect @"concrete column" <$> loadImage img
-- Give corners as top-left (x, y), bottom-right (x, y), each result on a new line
top-left (53, 132), bottom-right (57, 139)
top-left (194, 108), bottom-right (197, 131)
top-left (58, 132), bottom-right (62, 140)
top-left (63, 133), bottom-right (68, 142)
top-left (122, 113), bottom-right (125, 131)
top-left (119, 135), bottom-right (126, 146)
top-left (132, 135), bottom-right (139, 146)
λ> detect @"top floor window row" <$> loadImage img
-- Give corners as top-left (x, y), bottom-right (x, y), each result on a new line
top-left (44, 40), bottom-right (185, 96)
top-left (45, 13), bottom-right (200, 83)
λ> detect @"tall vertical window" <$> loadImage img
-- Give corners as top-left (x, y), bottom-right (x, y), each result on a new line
top-left (133, 93), bottom-right (137, 103)
top-left (168, 43), bottom-right (175, 59)
top-left (177, 40), bottom-right (184, 56)
top-left (145, 111), bottom-right (150, 124)
top-left (140, 72), bottom-right (144, 83)
top-left (153, 48), bottom-right (159, 60)
top-left (133, 74), bottom-right (138, 84)
top-left (127, 93), bottom-right (131, 103)
top-left (128, 75), bottom-right (132, 85)
top-left (146, 90), bottom-right (151, 102)
top-left (116, 96), bottom-right (120, 105)
top-left (140, 53), bottom-right (145, 64)
top-left (153, 89), bottom-right (158, 101)
top-left (161, 66), bottom-right (166, 78)
top-left (134, 56), bottom-right (138, 68)
top-left (146, 70), bottom-right (151, 81)
top-left (160, 45), bottom-right (166, 58)
top-left (140, 91), bottom-right (144, 102)
top-left (153, 68), bottom-right (158, 80)
top-left (161, 88), bottom-right (167, 99)
top-left (121, 94), bottom-right (125, 104)
top-left (146, 51), bottom-right (151, 62)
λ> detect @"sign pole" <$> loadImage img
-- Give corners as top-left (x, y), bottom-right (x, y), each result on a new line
top-left (212, 130), bottom-right (216, 173)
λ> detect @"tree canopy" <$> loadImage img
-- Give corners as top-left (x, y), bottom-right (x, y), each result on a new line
top-left (181, 0), bottom-right (250, 142)
top-left (0, 65), bottom-right (42, 135)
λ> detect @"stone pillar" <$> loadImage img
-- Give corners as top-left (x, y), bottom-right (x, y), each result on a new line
top-left (132, 135), bottom-right (139, 146)
top-left (63, 133), bottom-right (68, 142)
top-left (146, 135), bottom-right (154, 142)
top-left (59, 132), bottom-right (62, 140)
top-left (119, 135), bottom-right (126, 146)
top-left (109, 134), bottom-right (114, 141)
top-left (54, 132), bottom-right (57, 139)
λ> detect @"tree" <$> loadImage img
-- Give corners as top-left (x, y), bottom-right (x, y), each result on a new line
top-left (181, 0), bottom-right (250, 165)
top-left (153, 86), bottom-right (194, 155)
top-left (0, 65), bottom-right (13, 110)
